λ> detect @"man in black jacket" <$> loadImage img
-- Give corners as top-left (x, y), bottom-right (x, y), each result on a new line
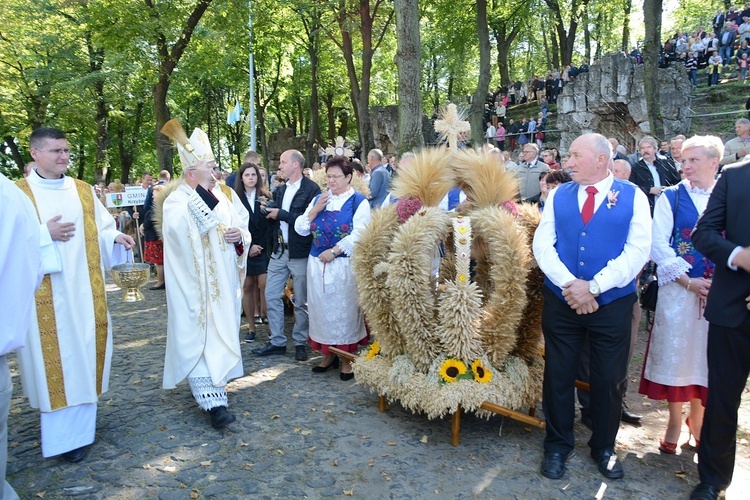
top-left (253, 149), bottom-right (321, 361)
top-left (690, 161), bottom-right (750, 500)
top-left (629, 136), bottom-right (681, 214)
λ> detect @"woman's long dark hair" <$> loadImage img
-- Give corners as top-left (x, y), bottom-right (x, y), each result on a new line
top-left (234, 162), bottom-right (270, 199)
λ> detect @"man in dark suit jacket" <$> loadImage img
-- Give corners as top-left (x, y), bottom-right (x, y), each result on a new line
top-left (691, 162), bottom-right (750, 500)
top-left (252, 149), bottom-right (321, 362)
top-left (629, 136), bottom-right (681, 213)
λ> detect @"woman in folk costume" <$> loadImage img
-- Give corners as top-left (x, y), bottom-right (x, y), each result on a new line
top-left (293, 156), bottom-right (371, 380)
top-left (160, 122), bottom-right (250, 428)
top-left (639, 135), bottom-right (720, 454)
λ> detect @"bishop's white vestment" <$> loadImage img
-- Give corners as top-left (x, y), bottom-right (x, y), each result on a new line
top-left (16, 171), bottom-right (128, 457)
top-left (161, 183), bottom-right (249, 407)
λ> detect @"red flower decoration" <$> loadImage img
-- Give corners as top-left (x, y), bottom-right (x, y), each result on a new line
top-left (684, 255), bottom-right (695, 265)
top-left (310, 222), bottom-right (317, 230)
top-left (681, 228), bottom-right (692, 239)
top-left (396, 198), bottom-right (424, 223)
top-left (500, 200), bottom-right (519, 217)
top-left (340, 223), bottom-right (350, 233)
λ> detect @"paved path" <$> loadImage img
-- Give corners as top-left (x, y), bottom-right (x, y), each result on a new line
top-left (6, 279), bottom-right (750, 498)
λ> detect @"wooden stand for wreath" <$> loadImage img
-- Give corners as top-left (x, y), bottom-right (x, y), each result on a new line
top-left (332, 347), bottom-right (591, 446)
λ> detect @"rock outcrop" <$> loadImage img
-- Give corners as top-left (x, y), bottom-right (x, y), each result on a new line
top-left (556, 53), bottom-right (692, 150)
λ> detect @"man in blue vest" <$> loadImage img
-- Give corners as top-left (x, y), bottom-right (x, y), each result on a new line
top-left (532, 133), bottom-right (651, 481)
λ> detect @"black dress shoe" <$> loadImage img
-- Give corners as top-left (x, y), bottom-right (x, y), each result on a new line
top-left (340, 371), bottom-right (355, 381)
top-left (149, 283), bottom-right (165, 290)
top-left (591, 449), bottom-right (624, 479)
top-left (540, 451), bottom-right (568, 479)
top-left (690, 482), bottom-right (725, 500)
top-left (244, 331), bottom-right (256, 343)
top-left (621, 405), bottom-right (643, 424)
top-left (312, 356), bottom-right (340, 373)
top-left (208, 406), bottom-right (236, 429)
top-left (252, 342), bottom-right (286, 356)
top-left (254, 315), bottom-right (262, 324)
top-left (61, 446), bottom-right (87, 463)
top-left (295, 345), bottom-right (308, 361)
top-left (581, 413), bottom-right (593, 430)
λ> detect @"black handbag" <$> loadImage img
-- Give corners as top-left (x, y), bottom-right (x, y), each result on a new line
top-left (639, 187), bottom-right (680, 312)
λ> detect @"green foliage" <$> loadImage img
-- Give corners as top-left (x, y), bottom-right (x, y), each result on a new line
top-left (0, 0), bottom-right (723, 178)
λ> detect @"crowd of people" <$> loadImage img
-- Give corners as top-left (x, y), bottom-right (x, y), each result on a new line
top-left (2, 118), bottom-right (750, 500)
top-left (661, 4), bottom-right (750, 86)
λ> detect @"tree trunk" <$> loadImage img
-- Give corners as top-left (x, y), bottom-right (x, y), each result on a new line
top-left (470, 0), bottom-right (491, 146)
top-left (545, 0), bottom-right (589, 66)
top-left (335, 0), bottom-right (393, 159)
top-left (153, 75), bottom-right (174, 174)
top-left (305, 40), bottom-right (321, 166)
top-left (643, 0), bottom-right (664, 138)
top-left (394, 0), bottom-right (424, 154)
top-left (542, 23), bottom-right (552, 70)
top-left (145, 0), bottom-right (213, 175)
top-left (3, 136), bottom-right (25, 175)
top-left (323, 90), bottom-right (336, 142)
top-left (583, 8), bottom-right (591, 64)
top-left (550, 17), bottom-right (560, 69)
top-left (622, 0), bottom-right (632, 52)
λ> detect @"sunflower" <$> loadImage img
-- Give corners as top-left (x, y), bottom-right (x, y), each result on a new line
top-left (365, 340), bottom-right (380, 360)
top-left (471, 359), bottom-right (493, 384)
top-left (439, 359), bottom-right (468, 383)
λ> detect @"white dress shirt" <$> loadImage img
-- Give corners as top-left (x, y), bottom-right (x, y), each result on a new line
top-left (533, 174), bottom-right (652, 293)
top-left (280, 177), bottom-right (301, 242)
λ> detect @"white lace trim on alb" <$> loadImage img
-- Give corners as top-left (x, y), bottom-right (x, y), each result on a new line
top-left (187, 190), bottom-right (221, 236)
top-left (657, 257), bottom-right (692, 286)
top-left (188, 377), bottom-right (228, 411)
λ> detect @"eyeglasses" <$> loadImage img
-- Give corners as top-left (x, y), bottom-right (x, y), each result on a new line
top-left (36, 148), bottom-right (71, 155)
top-left (326, 174), bottom-right (345, 179)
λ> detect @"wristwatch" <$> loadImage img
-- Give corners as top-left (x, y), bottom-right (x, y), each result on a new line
top-left (588, 280), bottom-right (601, 297)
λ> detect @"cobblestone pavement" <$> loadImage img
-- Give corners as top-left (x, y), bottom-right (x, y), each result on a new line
top-left (6, 278), bottom-right (750, 499)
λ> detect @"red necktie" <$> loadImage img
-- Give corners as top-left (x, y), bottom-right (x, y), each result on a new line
top-left (581, 186), bottom-right (598, 225)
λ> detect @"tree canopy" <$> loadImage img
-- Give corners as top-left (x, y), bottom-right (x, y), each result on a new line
top-left (0, 0), bottom-right (710, 181)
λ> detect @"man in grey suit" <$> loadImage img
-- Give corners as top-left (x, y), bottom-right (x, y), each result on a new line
top-left (367, 148), bottom-right (390, 208)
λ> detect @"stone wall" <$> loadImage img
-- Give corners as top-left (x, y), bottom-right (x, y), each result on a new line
top-left (556, 53), bottom-right (692, 151)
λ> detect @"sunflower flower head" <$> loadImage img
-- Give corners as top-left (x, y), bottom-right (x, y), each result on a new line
top-left (439, 358), bottom-right (468, 383)
top-left (365, 340), bottom-right (381, 360)
top-left (471, 359), bottom-right (493, 384)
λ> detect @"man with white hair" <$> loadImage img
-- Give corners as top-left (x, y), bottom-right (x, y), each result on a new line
top-left (161, 127), bottom-right (250, 429)
top-left (533, 133), bottom-right (651, 481)
top-left (612, 159), bottom-right (632, 180)
top-left (721, 118), bottom-right (750, 166)
top-left (669, 137), bottom-right (685, 172)
top-left (514, 143), bottom-right (550, 199)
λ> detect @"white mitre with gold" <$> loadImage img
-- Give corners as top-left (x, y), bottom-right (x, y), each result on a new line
top-left (178, 128), bottom-right (215, 170)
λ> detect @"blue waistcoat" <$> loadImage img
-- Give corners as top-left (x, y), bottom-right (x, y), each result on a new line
top-left (309, 192), bottom-right (366, 258)
top-left (447, 188), bottom-right (462, 211)
top-left (545, 179), bottom-right (637, 305)
top-left (663, 184), bottom-right (714, 278)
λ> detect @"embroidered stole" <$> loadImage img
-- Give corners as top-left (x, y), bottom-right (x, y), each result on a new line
top-left (219, 183), bottom-right (233, 200)
top-left (16, 179), bottom-right (109, 409)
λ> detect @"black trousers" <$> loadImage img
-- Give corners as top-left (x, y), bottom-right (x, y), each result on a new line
top-left (698, 315), bottom-right (750, 490)
top-left (577, 301), bottom-right (639, 415)
top-left (541, 286), bottom-right (635, 455)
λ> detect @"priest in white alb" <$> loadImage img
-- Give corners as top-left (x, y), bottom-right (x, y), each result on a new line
top-left (16, 127), bottom-right (135, 463)
top-left (160, 124), bottom-right (249, 428)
